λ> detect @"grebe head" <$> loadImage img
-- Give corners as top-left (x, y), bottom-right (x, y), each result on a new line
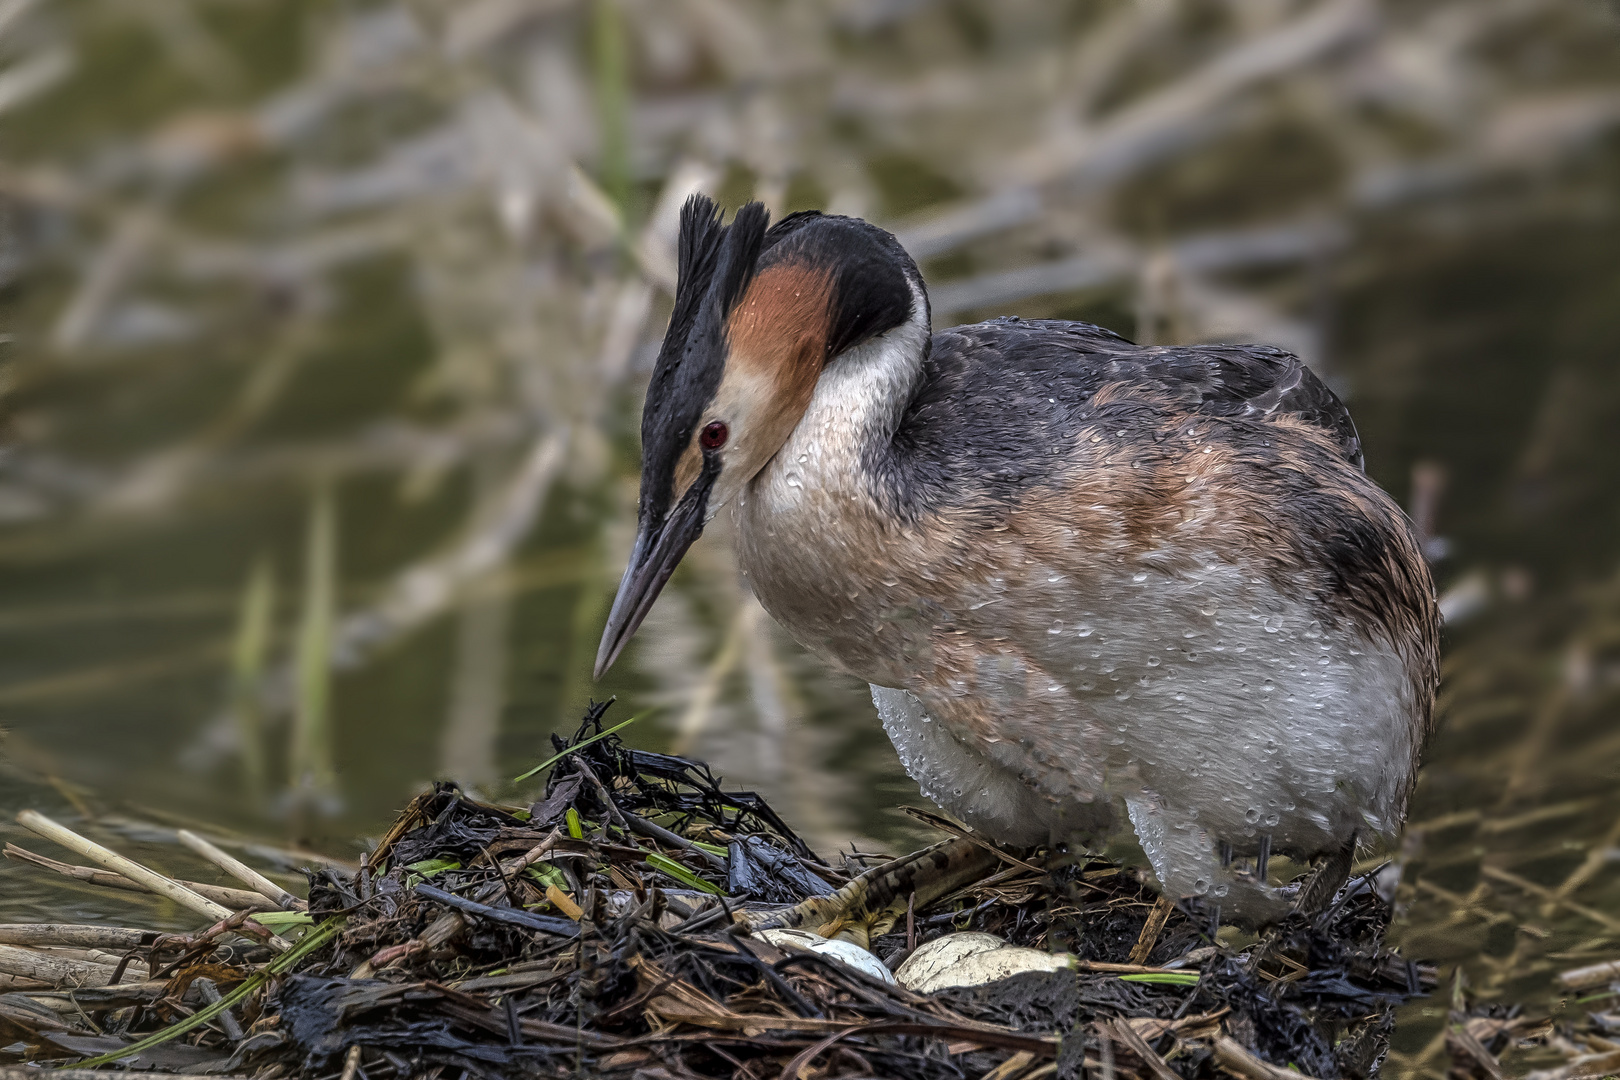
top-left (595, 195), bottom-right (923, 677)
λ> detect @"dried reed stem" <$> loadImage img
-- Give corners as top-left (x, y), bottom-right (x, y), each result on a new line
top-left (15, 811), bottom-right (290, 950)
top-left (177, 830), bottom-right (307, 911)
top-left (3, 843), bottom-right (276, 911)
top-left (1557, 958), bottom-right (1620, 992)
top-left (0, 924), bottom-right (159, 949)
top-left (17, 810), bottom-right (231, 922)
top-left (0, 944), bottom-right (122, 987)
top-left (1213, 1035), bottom-right (1323, 1080)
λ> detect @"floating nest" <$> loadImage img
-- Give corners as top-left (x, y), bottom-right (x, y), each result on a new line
top-left (4, 704), bottom-right (1611, 1079)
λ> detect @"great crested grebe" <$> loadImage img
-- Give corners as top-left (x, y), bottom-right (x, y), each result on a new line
top-left (595, 196), bottom-right (1440, 931)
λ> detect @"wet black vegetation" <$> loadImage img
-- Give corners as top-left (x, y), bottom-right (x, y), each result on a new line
top-left (4, 705), bottom-right (1461, 1078)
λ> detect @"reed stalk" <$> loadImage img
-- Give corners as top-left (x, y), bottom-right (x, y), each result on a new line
top-left (176, 830), bottom-right (307, 912)
top-left (3, 844), bottom-right (277, 911)
top-left (16, 811), bottom-right (232, 923)
top-left (69, 917), bottom-right (344, 1070)
top-left (228, 556), bottom-right (275, 801)
top-left (288, 481), bottom-right (338, 803)
top-left (591, 0), bottom-right (631, 219)
top-left (13, 812), bottom-right (290, 951)
top-left (0, 924), bottom-right (158, 949)
top-left (0, 945), bottom-right (122, 987)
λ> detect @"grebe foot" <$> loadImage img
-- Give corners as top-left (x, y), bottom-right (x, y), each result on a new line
top-left (742, 835), bottom-right (1003, 950)
top-left (1294, 837), bottom-right (1356, 917)
top-left (1245, 839), bottom-right (1361, 972)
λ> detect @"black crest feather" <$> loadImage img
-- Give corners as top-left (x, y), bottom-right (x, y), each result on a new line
top-left (709, 200), bottom-right (769, 317)
top-left (638, 197), bottom-right (770, 526)
top-left (665, 195), bottom-right (727, 356)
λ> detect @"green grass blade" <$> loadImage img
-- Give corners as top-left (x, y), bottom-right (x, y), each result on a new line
top-left (645, 851), bottom-right (723, 895)
top-left (289, 481), bottom-right (338, 795)
top-left (248, 910), bottom-right (314, 931)
top-left (64, 917), bottom-right (344, 1070)
top-left (229, 555), bottom-right (275, 798)
top-left (1118, 971), bottom-right (1201, 986)
top-left (512, 711), bottom-right (643, 782)
top-left (525, 863), bottom-right (568, 891)
top-left (591, 0), bottom-right (631, 216)
top-left (405, 858), bottom-right (461, 876)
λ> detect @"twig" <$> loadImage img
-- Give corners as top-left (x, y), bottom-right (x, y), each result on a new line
top-left (776, 1020), bottom-right (1057, 1080)
top-left (621, 812), bottom-right (727, 870)
top-left (2, 844), bottom-right (276, 911)
top-left (1448, 1021), bottom-right (1506, 1080)
top-left (1108, 1016), bottom-right (1180, 1080)
top-left (1129, 896), bottom-right (1177, 965)
top-left (0, 924), bottom-right (162, 950)
top-left (353, 907), bottom-right (466, 978)
top-left (0, 944), bottom-right (122, 987)
top-left (1074, 960), bottom-right (1190, 975)
top-left (499, 828), bottom-right (564, 874)
top-left (569, 755), bottom-right (636, 837)
top-left (192, 975), bottom-right (244, 1042)
top-left (339, 1044), bottom-right (363, 1080)
top-left (19, 812), bottom-right (222, 922)
top-left (14, 811), bottom-right (290, 952)
top-left (0, 1071), bottom-right (255, 1080)
top-left (178, 829), bottom-right (308, 911)
top-left (71, 918), bottom-right (344, 1070)
top-left (1213, 1035), bottom-right (1323, 1080)
top-left (1558, 959), bottom-right (1620, 992)
top-left (1522, 1050), bottom-right (1620, 1080)
top-left (413, 882), bottom-right (581, 936)
top-left (544, 884), bottom-right (583, 921)
top-left (512, 708), bottom-right (641, 782)
top-left (981, 1050), bottom-right (1035, 1080)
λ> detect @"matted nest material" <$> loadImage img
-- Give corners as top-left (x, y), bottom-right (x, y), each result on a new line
top-left (1, 704), bottom-right (1457, 1079)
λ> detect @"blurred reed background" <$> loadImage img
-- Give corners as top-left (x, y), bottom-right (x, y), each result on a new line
top-left (1, 1), bottom-right (1619, 1072)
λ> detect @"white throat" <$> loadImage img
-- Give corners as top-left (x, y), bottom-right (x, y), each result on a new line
top-left (750, 279), bottom-right (930, 508)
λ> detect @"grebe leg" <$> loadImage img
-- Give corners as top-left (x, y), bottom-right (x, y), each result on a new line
top-left (744, 836), bottom-right (1001, 949)
top-left (1293, 837), bottom-right (1356, 916)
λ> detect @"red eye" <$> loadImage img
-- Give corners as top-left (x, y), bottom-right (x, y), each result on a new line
top-left (700, 421), bottom-right (729, 450)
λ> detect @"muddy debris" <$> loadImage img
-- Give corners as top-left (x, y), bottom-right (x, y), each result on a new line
top-left (20, 701), bottom-right (1598, 1079)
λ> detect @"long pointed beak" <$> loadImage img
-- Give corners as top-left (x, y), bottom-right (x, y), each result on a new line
top-left (594, 472), bottom-right (715, 679)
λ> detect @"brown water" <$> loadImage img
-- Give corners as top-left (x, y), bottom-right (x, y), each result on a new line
top-left (2, 3), bottom-right (1619, 1075)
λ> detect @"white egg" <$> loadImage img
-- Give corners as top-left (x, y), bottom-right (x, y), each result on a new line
top-left (895, 932), bottom-right (1076, 993)
top-left (892, 931), bottom-right (1005, 988)
top-left (754, 928), bottom-right (897, 985)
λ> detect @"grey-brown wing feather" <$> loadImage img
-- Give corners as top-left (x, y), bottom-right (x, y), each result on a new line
top-left (873, 317), bottom-right (1363, 518)
top-left (1174, 340), bottom-right (1363, 470)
